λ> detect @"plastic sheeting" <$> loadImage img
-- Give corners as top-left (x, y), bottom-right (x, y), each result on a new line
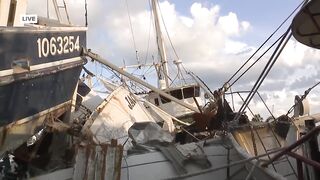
top-left (128, 122), bottom-right (174, 145)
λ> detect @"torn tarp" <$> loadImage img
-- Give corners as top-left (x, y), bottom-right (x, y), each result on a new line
top-left (128, 122), bottom-right (211, 175)
top-left (128, 122), bottom-right (174, 145)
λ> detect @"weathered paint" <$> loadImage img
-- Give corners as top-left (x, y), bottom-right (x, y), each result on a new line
top-left (73, 140), bottom-right (123, 180)
top-left (0, 101), bottom-right (71, 155)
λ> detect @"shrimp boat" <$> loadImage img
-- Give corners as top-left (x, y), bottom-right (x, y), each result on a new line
top-left (72, 0), bottom-right (320, 179)
top-left (119, 0), bottom-right (211, 121)
top-left (8, 0), bottom-right (320, 179)
top-left (0, 0), bottom-right (87, 155)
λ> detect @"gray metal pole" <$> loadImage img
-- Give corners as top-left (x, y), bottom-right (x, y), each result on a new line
top-left (83, 49), bottom-right (200, 113)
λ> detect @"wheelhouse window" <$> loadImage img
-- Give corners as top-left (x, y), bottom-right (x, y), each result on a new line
top-left (170, 89), bottom-right (183, 99)
top-left (154, 98), bottom-right (159, 106)
top-left (194, 86), bottom-right (200, 97)
top-left (160, 95), bottom-right (171, 104)
top-left (183, 86), bottom-right (200, 98)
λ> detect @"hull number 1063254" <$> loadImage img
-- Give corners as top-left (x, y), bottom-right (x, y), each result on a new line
top-left (37, 36), bottom-right (80, 58)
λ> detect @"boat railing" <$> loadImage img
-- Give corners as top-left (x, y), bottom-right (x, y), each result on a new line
top-left (170, 78), bottom-right (198, 88)
top-left (225, 90), bottom-right (298, 177)
top-left (225, 90), bottom-right (275, 121)
top-left (261, 125), bottom-right (320, 180)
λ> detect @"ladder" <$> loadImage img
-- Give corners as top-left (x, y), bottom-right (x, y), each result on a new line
top-left (52, 0), bottom-right (71, 24)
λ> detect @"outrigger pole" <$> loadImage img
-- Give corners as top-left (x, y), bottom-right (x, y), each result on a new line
top-left (83, 48), bottom-right (200, 113)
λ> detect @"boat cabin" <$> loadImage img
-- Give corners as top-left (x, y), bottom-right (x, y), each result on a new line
top-left (147, 84), bottom-right (203, 119)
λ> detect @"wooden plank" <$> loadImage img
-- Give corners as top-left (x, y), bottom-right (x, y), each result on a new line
top-left (73, 140), bottom-right (123, 180)
top-left (86, 146), bottom-right (97, 180)
top-left (73, 146), bottom-right (88, 180)
top-left (94, 146), bottom-right (104, 180)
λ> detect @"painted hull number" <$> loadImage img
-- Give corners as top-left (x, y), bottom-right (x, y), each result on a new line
top-left (37, 36), bottom-right (80, 58)
top-left (125, 94), bottom-right (136, 110)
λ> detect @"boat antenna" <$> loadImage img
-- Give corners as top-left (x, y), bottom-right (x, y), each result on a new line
top-left (85, 0), bottom-right (88, 27)
top-left (224, 0), bottom-right (307, 89)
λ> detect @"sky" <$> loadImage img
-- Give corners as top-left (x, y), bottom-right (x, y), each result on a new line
top-left (27, 0), bottom-right (320, 119)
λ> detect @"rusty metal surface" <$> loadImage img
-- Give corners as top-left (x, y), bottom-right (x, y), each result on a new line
top-left (232, 124), bottom-right (285, 158)
top-left (292, 0), bottom-right (320, 49)
top-left (73, 140), bottom-right (123, 180)
top-left (262, 126), bottom-right (320, 167)
top-left (0, 102), bottom-right (71, 155)
top-left (287, 152), bottom-right (320, 171)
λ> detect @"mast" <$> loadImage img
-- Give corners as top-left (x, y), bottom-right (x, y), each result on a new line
top-left (151, 0), bottom-right (170, 89)
top-left (0, 0), bottom-right (27, 26)
top-left (84, 49), bottom-right (200, 113)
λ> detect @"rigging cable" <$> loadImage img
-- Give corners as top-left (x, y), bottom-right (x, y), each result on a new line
top-left (189, 71), bottom-right (215, 96)
top-left (229, 34), bottom-right (284, 87)
top-left (179, 65), bottom-right (187, 85)
top-left (141, 0), bottom-right (153, 80)
top-left (256, 92), bottom-right (276, 120)
top-left (224, 0), bottom-right (307, 88)
top-left (234, 27), bottom-right (292, 122)
top-left (144, 0), bottom-right (153, 66)
top-left (125, 0), bottom-right (140, 64)
top-left (237, 92), bottom-right (255, 117)
top-left (156, 0), bottom-right (180, 60)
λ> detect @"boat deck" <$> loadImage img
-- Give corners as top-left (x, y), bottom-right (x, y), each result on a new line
top-left (121, 136), bottom-right (285, 180)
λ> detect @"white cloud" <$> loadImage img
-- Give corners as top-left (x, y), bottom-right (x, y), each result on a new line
top-left (241, 21), bottom-right (250, 31)
top-left (26, 0), bottom-right (320, 119)
top-left (280, 39), bottom-right (308, 66)
top-left (180, 16), bottom-right (193, 28)
top-left (217, 12), bottom-right (240, 36)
